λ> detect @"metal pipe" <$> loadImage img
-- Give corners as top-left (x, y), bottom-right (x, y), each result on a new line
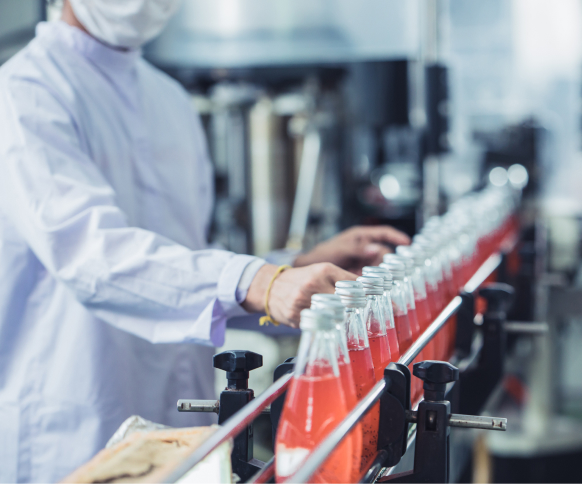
top-left (177, 400), bottom-right (271, 415)
top-left (449, 414), bottom-right (507, 431)
top-left (289, 378), bottom-right (388, 484)
top-left (504, 321), bottom-right (548, 334)
top-left (406, 410), bottom-right (507, 431)
top-left (399, 296), bottom-right (462, 366)
top-left (177, 399), bottom-right (219, 413)
top-left (463, 253), bottom-right (502, 294)
top-left (248, 456), bottom-right (275, 483)
top-left (164, 372), bottom-right (293, 483)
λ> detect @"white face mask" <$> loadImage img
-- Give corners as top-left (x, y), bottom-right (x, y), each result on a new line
top-left (69, 0), bottom-right (182, 49)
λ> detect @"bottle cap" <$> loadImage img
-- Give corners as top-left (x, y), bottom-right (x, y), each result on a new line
top-left (383, 254), bottom-right (413, 276)
top-left (300, 308), bottom-right (337, 331)
top-left (380, 260), bottom-right (405, 280)
top-left (335, 280), bottom-right (362, 289)
top-left (413, 234), bottom-right (437, 255)
top-left (356, 275), bottom-right (384, 296)
top-left (311, 293), bottom-right (341, 304)
top-left (399, 245), bottom-right (427, 266)
top-left (361, 266), bottom-right (393, 290)
top-left (409, 243), bottom-right (429, 260)
top-left (310, 294), bottom-right (344, 322)
top-left (335, 284), bottom-right (367, 308)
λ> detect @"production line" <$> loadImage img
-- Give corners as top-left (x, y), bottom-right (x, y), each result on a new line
top-left (171, 187), bottom-right (519, 483)
top-left (1, 1), bottom-right (582, 483)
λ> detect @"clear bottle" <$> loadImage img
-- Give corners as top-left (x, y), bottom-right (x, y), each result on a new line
top-left (275, 308), bottom-right (356, 483)
top-left (412, 236), bottom-right (446, 315)
top-left (335, 283), bottom-right (379, 471)
top-left (416, 232), bottom-right (457, 360)
top-left (395, 246), bottom-right (435, 361)
top-left (356, 276), bottom-right (392, 382)
top-left (361, 266), bottom-right (400, 360)
top-left (383, 255), bottom-right (422, 344)
top-left (411, 239), bottom-right (449, 361)
top-left (378, 260), bottom-right (413, 354)
top-left (310, 294), bottom-right (363, 480)
top-left (381, 256), bottom-right (424, 402)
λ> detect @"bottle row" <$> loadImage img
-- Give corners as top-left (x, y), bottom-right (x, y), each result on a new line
top-left (275, 186), bottom-right (519, 483)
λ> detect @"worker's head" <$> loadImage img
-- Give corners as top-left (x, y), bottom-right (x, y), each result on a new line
top-left (65, 0), bottom-right (182, 49)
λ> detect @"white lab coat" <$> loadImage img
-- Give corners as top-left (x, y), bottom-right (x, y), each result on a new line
top-left (0, 21), bottom-right (265, 482)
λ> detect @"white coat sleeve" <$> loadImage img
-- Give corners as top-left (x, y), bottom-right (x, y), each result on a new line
top-left (0, 76), bottom-right (264, 346)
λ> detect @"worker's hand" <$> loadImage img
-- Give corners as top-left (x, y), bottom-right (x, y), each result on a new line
top-left (294, 225), bottom-right (411, 275)
top-left (242, 263), bottom-right (357, 328)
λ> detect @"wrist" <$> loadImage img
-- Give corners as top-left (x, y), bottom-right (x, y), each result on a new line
top-left (242, 263), bottom-right (278, 313)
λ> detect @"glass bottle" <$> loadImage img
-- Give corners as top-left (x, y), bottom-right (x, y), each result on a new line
top-left (356, 276), bottom-right (392, 382)
top-left (378, 261), bottom-right (413, 354)
top-left (361, 266), bottom-right (400, 360)
top-left (310, 294), bottom-right (363, 480)
top-left (335, 282), bottom-right (380, 471)
top-left (411, 239), bottom-right (449, 361)
top-left (414, 234), bottom-right (447, 313)
top-left (395, 246), bottom-right (435, 361)
top-left (381, 256), bottom-right (424, 402)
top-left (275, 308), bottom-right (356, 483)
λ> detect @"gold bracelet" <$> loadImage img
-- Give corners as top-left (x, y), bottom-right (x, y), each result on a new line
top-left (259, 265), bottom-right (291, 326)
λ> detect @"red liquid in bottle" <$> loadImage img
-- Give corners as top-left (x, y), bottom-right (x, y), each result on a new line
top-left (275, 374), bottom-right (353, 482)
top-left (407, 308), bottom-right (425, 403)
top-left (368, 334), bottom-right (392, 382)
top-left (416, 298), bottom-right (435, 361)
top-left (386, 327), bottom-right (400, 361)
top-left (408, 308), bottom-right (421, 341)
top-left (427, 287), bottom-right (447, 360)
top-left (349, 348), bottom-right (380, 469)
top-left (394, 313), bottom-right (413, 353)
top-left (437, 280), bottom-right (448, 311)
top-left (426, 287), bottom-right (440, 320)
top-left (339, 362), bottom-right (363, 481)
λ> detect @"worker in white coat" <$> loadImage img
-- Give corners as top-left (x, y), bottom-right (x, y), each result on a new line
top-left (0, 0), bottom-right (409, 481)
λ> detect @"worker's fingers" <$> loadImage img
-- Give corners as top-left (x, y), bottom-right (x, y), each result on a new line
top-left (363, 243), bottom-right (392, 267)
top-left (323, 263), bottom-right (358, 286)
top-left (355, 225), bottom-right (411, 247)
top-left (267, 263), bottom-right (357, 328)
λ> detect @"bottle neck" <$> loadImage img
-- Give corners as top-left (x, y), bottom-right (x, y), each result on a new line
top-left (382, 290), bottom-right (396, 329)
top-left (391, 281), bottom-right (409, 316)
top-left (294, 328), bottom-right (342, 379)
top-left (364, 294), bottom-right (387, 336)
top-left (344, 307), bottom-right (370, 350)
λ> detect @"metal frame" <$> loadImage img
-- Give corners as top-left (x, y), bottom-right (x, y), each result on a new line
top-left (164, 373), bottom-right (292, 483)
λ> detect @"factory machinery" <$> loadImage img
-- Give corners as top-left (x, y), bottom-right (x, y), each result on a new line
top-left (163, 192), bottom-right (533, 483)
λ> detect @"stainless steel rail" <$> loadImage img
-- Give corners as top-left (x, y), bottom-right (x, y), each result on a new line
top-left (399, 296), bottom-right (462, 366)
top-left (288, 252), bottom-right (504, 484)
top-left (289, 379), bottom-right (387, 483)
top-left (165, 372), bottom-right (293, 483)
top-left (463, 253), bottom-right (502, 294)
top-left (405, 410), bottom-right (507, 431)
top-left (247, 456), bottom-right (275, 483)
top-left (177, 400), bottom-right (271, 415)
top-left (177, 399), bottom-right (219, 413)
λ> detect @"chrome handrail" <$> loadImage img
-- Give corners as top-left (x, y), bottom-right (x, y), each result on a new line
top-left (247, 456), bottom-right (275, 483)
top-left (165, 372), bottom-right (293, 483)
top-left (399, 296), bottom-right (462, 366)
top-left (463, 253), bottom-right (502, 294)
